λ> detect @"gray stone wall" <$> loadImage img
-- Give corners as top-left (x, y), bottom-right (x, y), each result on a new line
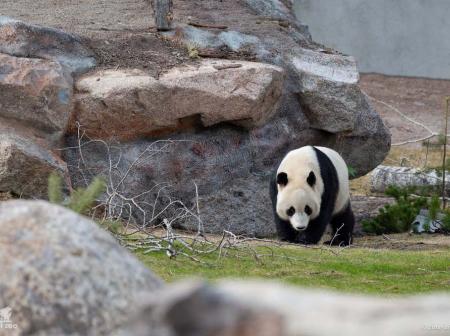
top-left (294, 0), bottom-right (450, 79)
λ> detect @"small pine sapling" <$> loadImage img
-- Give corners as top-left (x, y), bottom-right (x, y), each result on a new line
top-left (47, 173), bottom-right (106, 215)
top-left (347, 165), bottom-right (357, 179)
top-left (68, 177), bottom-right (106, 214)
top-left (362, 186), bottom-right (428, 235)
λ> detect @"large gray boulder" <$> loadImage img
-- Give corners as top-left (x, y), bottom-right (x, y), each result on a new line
top-left (114, 280), bottom-right (450, 336)
top-left (162, 23), bottom-right (390, 175)
top-left (0, 53), bottom-right (73, 142)
top-left (0, 200), bottom-right (162, 336)
top-left (0, 16), bottom-right (96, 75)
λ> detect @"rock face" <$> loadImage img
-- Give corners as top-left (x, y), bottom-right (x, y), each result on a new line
top-left (0, 16), bottom-right (96, 75)
top-left (291, 50), bottom-right (361, 133)
top-left (71, 60), bottom-right (284, 140)
top-left (115, 280), bottom-right (450, 336)
top-left (0, 53), bottom-right (73, 141)
top-left (0, 200), bottom-right (162, 336)
top-left (0, 121), bottom-right (69, 198)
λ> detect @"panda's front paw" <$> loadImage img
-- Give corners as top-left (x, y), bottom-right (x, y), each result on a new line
top-left (295, 235), bottom-right (316, 245)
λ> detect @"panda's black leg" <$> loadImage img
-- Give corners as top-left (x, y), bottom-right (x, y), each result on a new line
top-left (325, 203), bottom-right (355, 246)
top-left (275, 215), bottom-right (300, 242)
top-left (270, 174), bottom-right (300, 243)
top-left (297, 214), bottom-right (330, 244)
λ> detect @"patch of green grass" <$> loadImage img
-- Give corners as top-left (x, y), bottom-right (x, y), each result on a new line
top-left (135, 245), bottom-right (450, 295)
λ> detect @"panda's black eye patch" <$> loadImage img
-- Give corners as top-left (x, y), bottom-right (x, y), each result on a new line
top-left (307, 171), bottom-right (316, 187)
top-left (286, 206), bottom-right (295, 217)
top-left (304, 205), bottom-right (312, 216)
top-left (277, 172), bottom-right (288, 186)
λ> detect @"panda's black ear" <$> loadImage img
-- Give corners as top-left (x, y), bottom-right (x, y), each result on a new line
top-left (307, 171), bottom-right (316, 187)
top-left (277, 172), bottom-right (288, 186)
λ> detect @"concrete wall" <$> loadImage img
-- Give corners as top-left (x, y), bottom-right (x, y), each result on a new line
top-left (294, 0), bottom-right (450, 79)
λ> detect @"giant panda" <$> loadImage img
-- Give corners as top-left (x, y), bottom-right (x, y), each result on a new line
top-left (269, 146), bottom-right (354, 246)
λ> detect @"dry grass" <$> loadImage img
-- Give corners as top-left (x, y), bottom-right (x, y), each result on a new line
top-left (0, 192), bottom-right (13, 201)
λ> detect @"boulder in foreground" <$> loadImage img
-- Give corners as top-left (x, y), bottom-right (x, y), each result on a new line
top-left (0, 200), bottom-right (163, 336)
top-left (115, 280), bottom-right (450, 336)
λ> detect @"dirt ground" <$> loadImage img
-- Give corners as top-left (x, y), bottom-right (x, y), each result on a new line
top-left (2, 0), bottom-right (193, 76)
top-left (360, 74), bottom-right (450, 147)
top-left (352, 233), bottom-right (450, 251)
top-left (1, 0), bottom-right (305, 76)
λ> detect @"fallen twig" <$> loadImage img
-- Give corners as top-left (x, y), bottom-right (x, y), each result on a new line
top-left (188, 20), bottom-right (228, 29)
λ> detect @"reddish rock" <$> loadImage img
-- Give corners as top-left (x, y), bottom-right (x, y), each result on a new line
top-left (0, 53), bottom-right (73, 142)
top-left (0, 120), bottom-right (69, 198)
top-left (71, 60), bottom-right (284, 140)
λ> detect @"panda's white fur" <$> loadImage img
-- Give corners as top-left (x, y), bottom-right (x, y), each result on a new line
top-left (276, 146), bottom-right (349, 226)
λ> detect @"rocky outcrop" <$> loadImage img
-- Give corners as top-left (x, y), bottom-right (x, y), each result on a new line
top-left (0, 53), bottom-right (73, 142)
top-left (0, 17), bottom-right (89, 197)
top-left (65, 0), bottom-right (390, 237)
top-left (0, 0), bottom-right (391, 236)
top-left (0, 16), bottom-right (96, 75)
top-left (163, 21), bottom-right (390, 176)
top-left (71, 60), bottom-right (284, 140)
top-left (115, 280), bottom-right (450, 336)
top-left (0, 200), bottom-right (162, 336)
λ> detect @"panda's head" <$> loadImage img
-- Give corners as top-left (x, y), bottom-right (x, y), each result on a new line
top-left (276, 170), bottom-right (320, 231)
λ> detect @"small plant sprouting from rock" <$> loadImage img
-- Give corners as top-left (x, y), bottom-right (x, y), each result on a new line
top-left (48, 172), bottom-right (106, 215)
top-left (186, 43), bottom-right (200, 59)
